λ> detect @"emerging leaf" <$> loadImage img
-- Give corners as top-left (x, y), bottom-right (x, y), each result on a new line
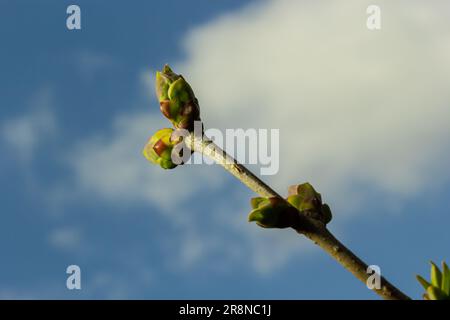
top-left (142, 128), bottom-right (188, 170)
top-left (416, 275), bottom-right (431, 291)
top-left (155, 64), bottom-right (201, 131)
top-left (417, 260), bottom-right (450, 300)
top-left (248, 197), bottom-right (297, 229)
top-left (287, 182), bottom-right (332, 225)
top-left (442, 262), bottom-right (450, 295)
top-left (430, 261), bottom-right (442, 288)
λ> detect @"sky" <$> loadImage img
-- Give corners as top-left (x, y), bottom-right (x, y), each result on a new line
top-left (0, 0), bottom-right (450, 299)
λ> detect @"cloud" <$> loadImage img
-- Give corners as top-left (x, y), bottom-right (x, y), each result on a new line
top-left (65, 75), bottom-right (303, 274)
top-left (162, 194), bottom-right (311, 275)
top-left (48, 227), bottom-right (82, 251)
top-left (177, 0), bottom-right (450, 212)
top-left (75, 50), bottom-right (115, 81)
top-left (63, 0), bottom-right (450, 273)
top-left (67, 111), bottom-right (223, 212)
top-left (1, 89), bottom-right (56, 163)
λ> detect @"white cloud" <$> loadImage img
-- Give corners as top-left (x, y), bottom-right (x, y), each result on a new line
top-left (68, 111), bottom-right (223, 212)
top-left (177, 0), bottom-right (450, 212)
top-left (1, 89), bottom-right (56, 163)
top-left (65, 85), bottom-right (304, 273)
top-left (48, 227), bottom-right (82, 251)
top-left (163, 196), bottom-right (312, 275)
top-left (65, 0), bottom-right (450, 273)
top-left (75, 50), bottom-right (115, 81)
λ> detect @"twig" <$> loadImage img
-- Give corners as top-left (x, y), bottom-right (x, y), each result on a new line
top-left (186, 133), bottom-right (411, 300)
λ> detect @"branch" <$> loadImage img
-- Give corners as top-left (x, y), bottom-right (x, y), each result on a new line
top-left (147, 64), bottom-right (410, 300)
top-left (186, 133), bottom-right (411, 300)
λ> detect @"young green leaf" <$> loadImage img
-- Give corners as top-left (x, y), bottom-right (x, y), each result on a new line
top-left (430, 261), bottom-right (443, 288)
top-left (416, 275), bottom-right (431, 291)
top-left (441, 261), bottom-right (450, 295)
top-left (427, 285), bottom-right (447, 300)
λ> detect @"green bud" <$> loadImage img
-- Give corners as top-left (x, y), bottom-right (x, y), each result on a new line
top-left (142, 128), bottom-right (184, 169)
top-left (288, 182), bottom-right (322, 211)
top-left (427, 286), bottom-right (447, 300)
top-left (417, 260), bottom-right (450, 300)
top-left (155, 64), bottom-right (201, 131)
top-left (287, 182), bottom-right (332, 225)
top-left (248, 197), bottom-right (297, 228)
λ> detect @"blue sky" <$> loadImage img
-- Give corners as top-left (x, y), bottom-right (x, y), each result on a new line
top-left (1, 0), bottom-right (450, 299)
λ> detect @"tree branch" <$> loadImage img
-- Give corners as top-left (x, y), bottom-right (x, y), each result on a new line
top-left (186, 133), bottom-right (411, 300)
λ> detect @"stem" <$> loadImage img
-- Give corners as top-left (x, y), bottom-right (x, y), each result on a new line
top-left (186, 133), bottom-right (410, 300)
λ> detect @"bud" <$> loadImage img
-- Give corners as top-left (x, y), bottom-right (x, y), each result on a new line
top-left (142, 128), bottom-right (185, 169)
top-left (427, 286), bottom-right (446, 300)
top-left (287, 183), bottom-right (332, 225)
top-left (248, 197), bottom-right (298, 228)
top-left (155, 65), bottom-right (201, 131)
top-left (416, 260), bottom-right (450, 300)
